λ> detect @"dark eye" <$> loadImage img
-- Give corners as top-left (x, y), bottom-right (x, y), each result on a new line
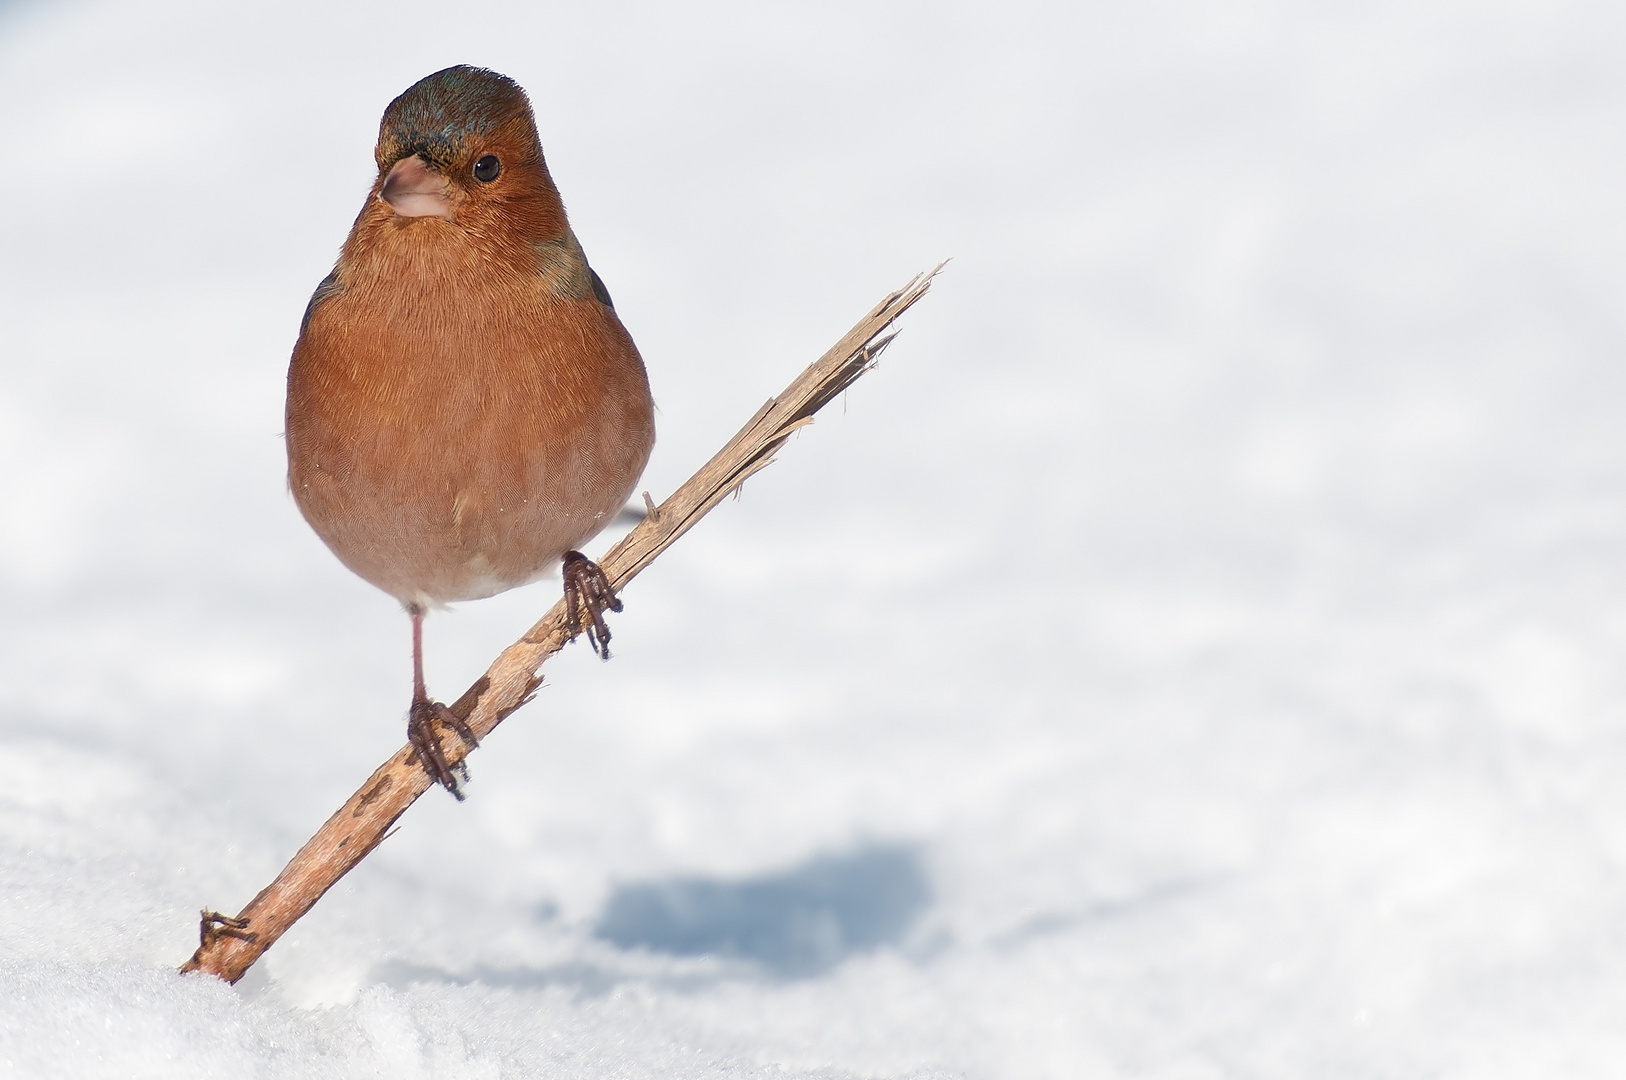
top-left (473, 155), bottom-right (501, 183)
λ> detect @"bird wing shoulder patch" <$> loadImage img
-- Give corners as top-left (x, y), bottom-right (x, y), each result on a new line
top-left (589, 267), bottom-right (614, 310)
top-left (534, 229), bottom-right (614, 309)
top-left (299, 269), bottom-right (344, 337)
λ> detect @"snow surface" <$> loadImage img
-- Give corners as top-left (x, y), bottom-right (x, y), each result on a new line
top-left (3, 0), bottom-right (1626, 1076)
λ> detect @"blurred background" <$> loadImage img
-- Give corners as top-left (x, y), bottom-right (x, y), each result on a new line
top-left (3, 0), bottom-right (1626, 1076)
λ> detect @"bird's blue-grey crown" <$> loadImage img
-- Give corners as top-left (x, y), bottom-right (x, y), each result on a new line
top-left (376, 65), bottom-right (538, 170)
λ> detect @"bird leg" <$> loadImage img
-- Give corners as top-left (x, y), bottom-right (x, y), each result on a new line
top-left (405, 603), bottom-right (478, 799)
top-left (562, 550), bottom-right (623, 660)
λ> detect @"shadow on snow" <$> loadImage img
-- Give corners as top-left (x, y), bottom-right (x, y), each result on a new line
top-left (594, 843), bottom-right (931, 978)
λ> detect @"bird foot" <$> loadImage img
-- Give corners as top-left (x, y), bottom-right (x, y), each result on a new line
top-left (562, 550), bottom-right (622, 660)
top-left (408, 696), bottom-right (479, 799)
top-left (197, 909), bottom-right (256, 949)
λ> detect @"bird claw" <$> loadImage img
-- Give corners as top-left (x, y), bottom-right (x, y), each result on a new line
top-left (198, 909), bottom-right (256, 949)
top-left (408, 697), bottom-right (478, 799)
top-left (562, 550), bottom-right (622, 660)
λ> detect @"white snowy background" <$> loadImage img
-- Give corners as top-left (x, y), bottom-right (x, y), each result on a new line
top-left (2, 0), bottom-right (1624, 1076)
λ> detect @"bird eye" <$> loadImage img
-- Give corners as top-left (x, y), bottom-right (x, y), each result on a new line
top-left (473, 155), bottom-right (501, 183)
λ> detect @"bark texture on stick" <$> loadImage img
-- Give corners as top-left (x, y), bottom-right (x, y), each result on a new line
top-left (181, 267), bottom-right (941, 983)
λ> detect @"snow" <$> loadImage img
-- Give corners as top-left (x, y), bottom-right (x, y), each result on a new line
top-left (3, 0), bottom-right (1625, 1075)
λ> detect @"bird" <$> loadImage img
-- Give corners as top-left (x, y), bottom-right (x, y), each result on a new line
top-left (284, 65), bottom-right (655, 798)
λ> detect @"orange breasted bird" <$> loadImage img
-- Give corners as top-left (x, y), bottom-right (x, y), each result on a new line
top-left (285, 66), bottom-right (655, 797)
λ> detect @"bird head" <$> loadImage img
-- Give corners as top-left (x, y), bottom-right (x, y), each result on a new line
top-left (368, 66), bottom-right (567, 240)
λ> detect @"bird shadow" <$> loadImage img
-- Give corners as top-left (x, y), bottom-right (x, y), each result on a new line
top-left (371, 843), bottom-right (932, 993)
top-left (593, 843), bottom-right (932, 978)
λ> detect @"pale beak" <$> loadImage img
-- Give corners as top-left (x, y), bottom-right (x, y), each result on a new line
top-left (380, 155), bottom-right (452, 218)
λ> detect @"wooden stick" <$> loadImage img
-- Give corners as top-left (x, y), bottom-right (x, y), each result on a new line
top-left (181, 266), bottom-right (942, 983)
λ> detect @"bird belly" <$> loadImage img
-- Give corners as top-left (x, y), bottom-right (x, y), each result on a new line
top-left (289, 405), bottom-right (644, 607)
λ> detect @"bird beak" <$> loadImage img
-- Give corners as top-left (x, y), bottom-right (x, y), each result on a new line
top-left (379, 155), bottom-right (452, 218)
